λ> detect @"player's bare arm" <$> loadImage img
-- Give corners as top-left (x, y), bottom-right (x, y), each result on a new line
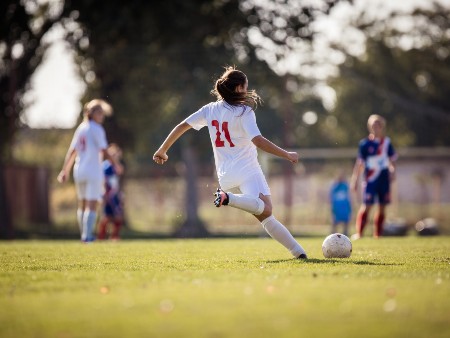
top-left (153, 122), bottom-right (192, 165)
top-left (389, 161), bottom-right (396, 181)
top-left (57, 148), bottom-right (77, 183)
top-left (252, 135), bottom-right (298, 163)
top-left (350, 159), bottom-right (364, 192)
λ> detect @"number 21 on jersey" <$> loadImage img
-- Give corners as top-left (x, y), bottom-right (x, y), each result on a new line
top-left (212, 120), bottom-right (235, 148)
top-left (78, 135), bottom-right (87, 152)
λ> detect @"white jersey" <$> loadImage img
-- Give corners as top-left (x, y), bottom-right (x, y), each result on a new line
top-left (69, 120), bottom-right (108, 182)
top-left (185, 101), bottom-right (263, 188)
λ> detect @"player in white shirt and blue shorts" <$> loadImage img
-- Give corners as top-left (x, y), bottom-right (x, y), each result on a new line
top-left (153, 67), bottom-right (307, 259)
top-left (58, 99), bottom-right (120, 242)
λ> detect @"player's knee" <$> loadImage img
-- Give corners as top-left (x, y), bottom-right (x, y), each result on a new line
top-left (361, 204), bottom-right (371, 212)
top-left (260, 203), bottom-right (272, 218)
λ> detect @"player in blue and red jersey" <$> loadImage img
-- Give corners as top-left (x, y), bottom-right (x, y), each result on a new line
top-left (97, 144), bottom-right (124, 240)
top-left (350, 115), bottom-right (397, 239)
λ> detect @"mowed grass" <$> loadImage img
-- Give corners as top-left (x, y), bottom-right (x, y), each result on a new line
top-left (0, 237), bottom-right (449, 338)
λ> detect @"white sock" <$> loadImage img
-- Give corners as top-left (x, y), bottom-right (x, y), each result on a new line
top-left (261, 215), bottom-right (306, 258)
top-left (76, 209), bottom-right (84, 236)
top-left (227, 193), bottom-right (265, 215)
top-left (82, 210), bottom-right (97, 241)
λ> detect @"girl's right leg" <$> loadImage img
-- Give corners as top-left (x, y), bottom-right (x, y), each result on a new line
top-left (81, 179), bottom-right (103, 242)
top-left (374, 204), bottom-right (386, 238)
top-left (225, 191), bottom-right (265, 215)
top-left (75, 181), bottom-right (87, 240)
top-left (111, 216), bottom-right (123, 240)
top-left (77, 199), bottom-right (86, 238)
top-left (83, 200), bottom-right (98, 242)
top-left (215, 172), bottom-right (270, 215)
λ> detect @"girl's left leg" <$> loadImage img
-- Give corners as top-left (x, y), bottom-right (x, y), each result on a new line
top-left (97, 216), bottom-right (109, 240)
top-left (374, 204), bottom-right (386, 238)
top-left (83, 200), bottom-right (98, 242)
top-left (77, 200), bottom-right (86, 238)
top-left (111, 216), bottom-right (123, 240)
top-left (342, 222), bottom-right (349, 236)
top-left (255, 194), bottom-right (307, 258)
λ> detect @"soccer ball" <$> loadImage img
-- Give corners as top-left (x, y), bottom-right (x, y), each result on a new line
top-left (322, 233), bottom-right (352, 258)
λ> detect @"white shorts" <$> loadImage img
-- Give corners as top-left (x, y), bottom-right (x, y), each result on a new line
top-left (222, 172), bottom-right (271, 197)
top-left (75, 179), bottom-right (104, 201)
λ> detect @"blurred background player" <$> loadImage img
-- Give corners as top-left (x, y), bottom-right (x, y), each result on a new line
top-left (57, 99), bottom-right (120, 242)
top-left (98, 144), bottom-right (124, 240)
top-left (350, 114), bottom-right (397, 239)
top-left (329, 171), bottom-right (352, 236)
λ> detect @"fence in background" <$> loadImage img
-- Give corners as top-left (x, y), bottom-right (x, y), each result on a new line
top-left (3, 148), bottom-right (449, 238)
top-left (120, 147), bottom-right (450, 235)
top-left (1, 164), bottom-right (50, 238)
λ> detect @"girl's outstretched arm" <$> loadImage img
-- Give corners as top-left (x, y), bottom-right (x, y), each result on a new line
top-left (153, 122), bottom-right (192, 165)
top-left (252, 135), bottom-right (299, 163)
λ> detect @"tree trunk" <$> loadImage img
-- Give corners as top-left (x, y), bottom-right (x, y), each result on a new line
top-left (173, 144), bottom-right (209, 238)
top-left (0, 163), bottom-right (13, 239)
top-left (282, 76), bottom-right (294, 227)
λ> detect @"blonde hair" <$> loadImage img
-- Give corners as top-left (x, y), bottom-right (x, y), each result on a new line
top-left (83, 99), bottom-right (113, 120)
top-left (107, 143), bottom-right (122, 158)
top-left (367, 114), bottom-right (386, 132)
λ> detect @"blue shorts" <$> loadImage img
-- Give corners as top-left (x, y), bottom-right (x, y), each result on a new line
top-left (363, 171), bottom-right (391, 205)
top-left (104, 193), bottom-right (123, 217)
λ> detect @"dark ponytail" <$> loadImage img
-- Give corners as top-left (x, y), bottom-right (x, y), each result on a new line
top-left (211, 66), bottom-right (261, 110)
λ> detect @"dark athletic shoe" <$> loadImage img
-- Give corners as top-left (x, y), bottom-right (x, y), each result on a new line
top-left (213, 188), bottom-right (229, 207)
top-left (297, 253), bottom-right (308, 259)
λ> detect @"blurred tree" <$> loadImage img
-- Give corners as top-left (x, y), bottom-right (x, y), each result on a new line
top-left (237, 0), bottom-right (347, 148)
top-left (0, 1), bottom-right (69, 237)
top-left (235, 1), bottom-right (450, 149)
top-left (0, 1), bottom-right (68, 160)
top-left (327, 4), bottom-right (450, 147)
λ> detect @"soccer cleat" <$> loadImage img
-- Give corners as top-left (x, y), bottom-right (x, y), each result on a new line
top-left (350, 233), bottom-right (361, 241)
top-left (297, 253), bottom-right (308, 259)
top-left (213, 188), bottom-right (229, 207)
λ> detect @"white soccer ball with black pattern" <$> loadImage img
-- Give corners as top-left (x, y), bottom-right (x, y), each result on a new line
top-left (322, 233), bottom-right (352, 258)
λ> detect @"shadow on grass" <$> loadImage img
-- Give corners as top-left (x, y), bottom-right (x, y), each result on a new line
top-left (266, 258), bottom-right (401, 266)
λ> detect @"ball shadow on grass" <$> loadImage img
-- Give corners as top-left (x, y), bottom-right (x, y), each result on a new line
top-left (266, 258), bottom-right (402, 266)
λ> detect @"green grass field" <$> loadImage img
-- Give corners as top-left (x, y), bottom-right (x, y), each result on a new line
top-left (0, 237), bottom-right (449, 338)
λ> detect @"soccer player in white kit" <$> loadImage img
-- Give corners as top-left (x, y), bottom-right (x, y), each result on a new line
top-left (153, 67), bottom-right (307, 259)
top-left (58, 99), bottom-right (120, 242)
